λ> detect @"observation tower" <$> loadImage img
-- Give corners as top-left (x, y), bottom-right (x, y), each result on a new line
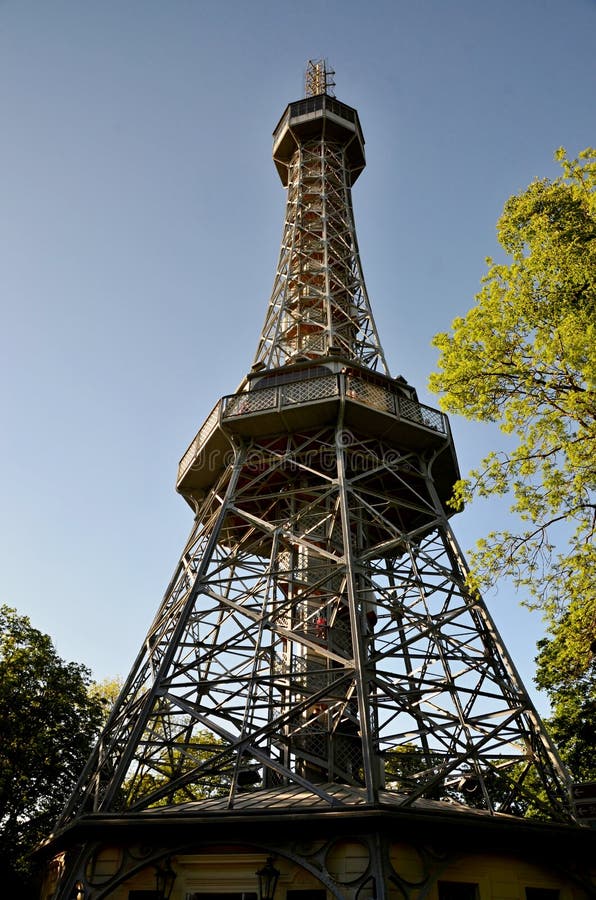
top-left (40, 62), bottom-right (595, 900)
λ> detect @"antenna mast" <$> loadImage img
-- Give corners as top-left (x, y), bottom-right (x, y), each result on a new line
top-left (305, 58), bottom-right (335, 96)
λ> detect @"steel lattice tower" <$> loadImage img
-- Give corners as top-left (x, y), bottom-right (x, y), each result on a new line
top-left (43, 62), bottom-right (582, 900)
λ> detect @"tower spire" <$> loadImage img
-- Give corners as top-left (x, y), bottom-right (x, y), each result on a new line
top-left (305, 58), bottom-right (335, 96)
top-left (253, 65), bottom-right (389, 373)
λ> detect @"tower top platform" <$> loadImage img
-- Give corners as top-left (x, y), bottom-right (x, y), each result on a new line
top-left (273, 93), bottom-right (366, 186)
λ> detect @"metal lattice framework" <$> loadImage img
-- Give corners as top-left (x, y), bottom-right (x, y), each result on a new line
top-left (56, 404), bottom-right (572, 828)
top-left (51, 75), bottom-right (576, 882)
top-left (305, 58), bottom-right (335, 97)
top-left (254, 93), bottom-right (388, 372)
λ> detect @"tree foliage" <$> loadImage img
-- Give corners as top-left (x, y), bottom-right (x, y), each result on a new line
top-left (429, 149), bottom-right (596, 783)
top-left (429, 148), bottom-right (596, 669)
top-left (535, 626), bottom-right (596, 784)
top-left (123, 725), bottom-right (228, 808)
top-left (89, 674), bottom-right (123, 725)
top-left (0, 605), bottom-right (105, 896)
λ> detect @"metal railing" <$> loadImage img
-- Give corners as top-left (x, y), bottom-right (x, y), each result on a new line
top-left (222, 374), bottom-right (446, 434)
top-left (288, 95), bottom-right (357, 125)
top-left (178, 401), bottom-right (220, 480)
top-left (178, 374), bottom-right (447, 483)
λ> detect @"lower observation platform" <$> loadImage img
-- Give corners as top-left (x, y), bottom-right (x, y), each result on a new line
top-left (176, 367), bottom-right (460, 510)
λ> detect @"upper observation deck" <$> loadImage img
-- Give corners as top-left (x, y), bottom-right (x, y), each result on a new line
top-left (272, 93), bottom-right (366, 186)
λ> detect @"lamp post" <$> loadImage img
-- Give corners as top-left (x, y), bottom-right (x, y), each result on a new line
top-left (154, 858), bottom-right (177, 899)
top-left (256, 857), bottom-right (280, 900)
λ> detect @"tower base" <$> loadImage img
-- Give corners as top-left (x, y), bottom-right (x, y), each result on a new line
top-left (39, 790), bottom-right (596, 899)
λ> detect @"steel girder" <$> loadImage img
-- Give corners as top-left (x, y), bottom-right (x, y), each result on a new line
top-left (253, 135), bottom-right (388, 373)
top-left (54, 421), bottom-right (573, 829)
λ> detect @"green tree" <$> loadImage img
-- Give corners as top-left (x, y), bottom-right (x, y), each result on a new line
top-left (534, 626), bottom-right (596, 784)
top-left (0, 605), bottom-right (105, 897)
top-left (122, 724), bottom-right (229, 808)
top-left (89, 674), bottom-right (123, 724)
top-left (429, 147), bottom-right (596, 667)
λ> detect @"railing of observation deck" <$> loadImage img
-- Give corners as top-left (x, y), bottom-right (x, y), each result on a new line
top-left (177, 374), bottom-right (447, 484)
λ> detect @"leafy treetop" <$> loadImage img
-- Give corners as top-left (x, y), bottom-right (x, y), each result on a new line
top-left (429, 148), bottom-right (596, 673)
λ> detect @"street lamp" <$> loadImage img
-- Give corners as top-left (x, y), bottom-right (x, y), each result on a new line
top-left (256, 857), bottom-right (280, 900)
top-left (154, 858), bottom-right (177, 899)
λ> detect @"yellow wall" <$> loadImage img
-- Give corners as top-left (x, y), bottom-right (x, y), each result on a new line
top-left (41, 840), bottom-right (595, 899)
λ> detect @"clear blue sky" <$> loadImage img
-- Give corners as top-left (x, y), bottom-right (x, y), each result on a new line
top-left (1, 0), bottom-right (594, 713)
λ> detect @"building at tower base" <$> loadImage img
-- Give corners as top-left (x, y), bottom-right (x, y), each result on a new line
top-left (40, 794), bottom-right (596, 898)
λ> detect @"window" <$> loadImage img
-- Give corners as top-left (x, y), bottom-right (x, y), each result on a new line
top-left (525, 890), bottom-right (559, 900)
top-left (437, 882), bottom-right (478, 900)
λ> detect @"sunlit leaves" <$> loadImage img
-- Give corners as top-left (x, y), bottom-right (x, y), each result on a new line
top-left (429, 147), bottom-right (596, 666)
